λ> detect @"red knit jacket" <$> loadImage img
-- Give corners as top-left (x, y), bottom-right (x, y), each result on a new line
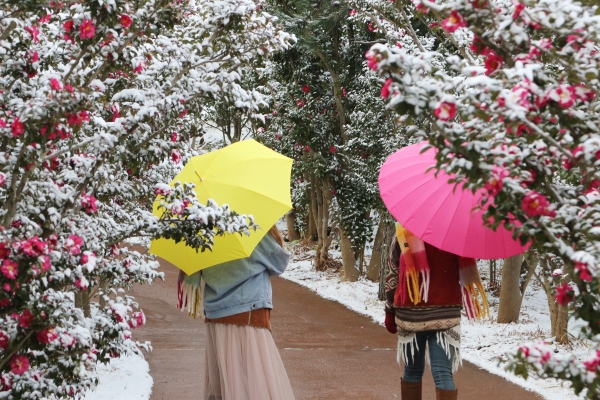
top-left (385, 239), bottom-right (462, 311)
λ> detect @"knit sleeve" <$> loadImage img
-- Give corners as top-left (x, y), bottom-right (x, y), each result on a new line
top-left (384, 237), bottom-right (400, 313)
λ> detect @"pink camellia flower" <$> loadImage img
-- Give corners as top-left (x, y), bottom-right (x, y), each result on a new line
top-left (49, 78), bottom-right (61, 91)
top-left (573, 83), bottom-right (595, 102)
top-left (79, 19), bottom-right (96, 40)
top-left (10, 355), bottom-right (30, 375)
top-left (366, 52), bottom-right (380, 71)
top-left (381, 78), bottom-right (393, 99)
top-left (36, 327), bottom-right (58, 344)
top-left (120, 14), bottom-right (133, 29)
top-left (0, 119), bottom-right (5, 129)
top-left (349, 9), bottom-right (356, 16)
top-left (485, 167), bottom-right (508, 196)
top-left (522, 191), bottom-right (554, 217)
top-left (171, 201), bottom-right (184, 216)
top-left (39, 14), bottom-right (52, 24)
top-left (484, 52), bottom-right (503, 75)
top-left (110, 244), bottom-right (120, 257)
top-left (171, 132), bottom-right (178, 142)
top-left (297, 99), bottom-right (306, 107)
top-left (179, 109), bottom-right (188, 118)
top-left (20, 237), bottom-right (47, 257)
top-left (519, 345), bottom-right (530, 358)
top-left (1, 260), bottom-right (18, 280)
top-left (555, 282), bottom-right (572, 306)
top-left (434, 101), bottom-right (457, 121)
top-left (154, 185), bottom-right (172, 196)
top-left (11, 118), bottom-right (24, 137)
top-left (302, 85), bottom-right (310, 93)
top-left (25, 26), bottom-right (40, 42)
top-left (81, 251), bottom-right (96, 267)
top-left (128, 311), bottom-right (145, 329)
top-left (65, 84), bottom-right (74, 93)
top-left (18, 309), bottom-right (34, 329)
top-left (441, 10), bottom-right (467, 33)
top-left (65, 234), bottom-right (84, 255)
top-left (74, 277), bottom-right (89, 290)
top-left (60, 333), bottom-right (75, 347)
top-left (575, 262), bottom-right (593, 282)
top-left (80, 194), bottom-right (97, 213)
top-left (38, 255), bottom-right (51, 272)
top-left (546, 85), bottom-right (576, 108)
top-left (0, 172), bottom-right (6, 188)
top-left (171, 149), bottom-right (182, 164)
top-left (584, 356), bottom-right (600, 372)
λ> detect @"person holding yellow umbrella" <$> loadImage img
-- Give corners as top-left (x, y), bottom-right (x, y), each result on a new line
top-left (151, 139), bottom-right (295, 400)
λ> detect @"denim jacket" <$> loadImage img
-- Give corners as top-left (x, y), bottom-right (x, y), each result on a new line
top-left (202, 233), bottom-right (290, 319)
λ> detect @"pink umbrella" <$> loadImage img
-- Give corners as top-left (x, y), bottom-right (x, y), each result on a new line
top-left (378, 142), bottom-right (529, 259)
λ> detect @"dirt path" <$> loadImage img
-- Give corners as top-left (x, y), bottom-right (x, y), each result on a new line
top-left (130, 258), bottom-right (542, 399)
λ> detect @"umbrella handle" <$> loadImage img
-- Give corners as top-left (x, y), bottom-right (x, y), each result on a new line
top-left (194, 171), bottom-right (204, 182)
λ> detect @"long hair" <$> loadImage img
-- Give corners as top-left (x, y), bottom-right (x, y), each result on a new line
top-left (269, 225), bottom-right (285, 249)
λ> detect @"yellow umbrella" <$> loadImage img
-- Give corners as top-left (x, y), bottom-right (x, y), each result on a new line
top-left (149, 139), bottom-right (293, 275)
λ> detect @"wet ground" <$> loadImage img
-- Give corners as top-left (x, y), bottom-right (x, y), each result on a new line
top-left (130, 258), bottom-right (542, 399)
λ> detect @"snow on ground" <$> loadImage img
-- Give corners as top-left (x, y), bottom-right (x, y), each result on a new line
top-left (84, 354), bottom-right (153, 400)
top-left (280, 242), bottom-right (587, 400)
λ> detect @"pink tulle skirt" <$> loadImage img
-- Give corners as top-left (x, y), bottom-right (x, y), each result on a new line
top-left (204, 322), bottom-right (295, 400)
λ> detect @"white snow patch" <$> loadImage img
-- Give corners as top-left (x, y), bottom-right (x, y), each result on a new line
top-left (280, 243), bottom-right (586, 400)
top-left (84, 355), bottom-right (153, 400)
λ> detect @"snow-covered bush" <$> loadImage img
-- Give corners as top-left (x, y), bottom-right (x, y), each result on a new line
top-left (0, 0), bottom-right (291, 396)
top-left (367, 0), bottom-right (600, 395)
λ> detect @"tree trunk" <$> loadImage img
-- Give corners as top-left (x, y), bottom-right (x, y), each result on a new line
top-left (378, 219), bottom-right (396, 300)
top-left (553, 304), bottom-right (569, 344)
top-left (285, 211), bottom-right (301, 241)
top-left (497, 254), bottom-right (524, 323)
top-left (339, 224), bottom-right (359, 282)
top-left (366, 218), bottom-right (385, 282)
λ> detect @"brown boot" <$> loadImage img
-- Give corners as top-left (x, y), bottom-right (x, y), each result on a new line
top-left (400, 379), bottom-right (422, 400)
top-left (436, 388), bottom-right (458, 400)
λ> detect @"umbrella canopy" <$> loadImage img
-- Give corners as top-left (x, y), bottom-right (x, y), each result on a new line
top-left (378, 142), bottom-right (529, 259)
top-left (150, 139), bottom-right (293, 275)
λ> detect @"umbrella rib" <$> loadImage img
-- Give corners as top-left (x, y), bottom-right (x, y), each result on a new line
top-left (204, 180), bottom-right (292, 210)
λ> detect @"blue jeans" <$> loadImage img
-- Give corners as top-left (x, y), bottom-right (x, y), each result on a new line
top-left (403, 331), bottom-right (456, 390)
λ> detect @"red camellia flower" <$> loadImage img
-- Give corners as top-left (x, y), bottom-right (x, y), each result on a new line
top-left (381, 78), bottom-right (393, 99)
top-left (0, 331), bottom-right (9, 350)
top-left (65, 234), bottom-right (84, 255)
top-left (521, 191), bottom-right (554, 217)
top-left (434, 101), bottom-right (456, 121)
top-left (120, 14), bottom-right (133, 29)
top-left (366, 52), bottom-right (380, 71)
top-left (329, 146), bottom-right (337, 154)
top-left (575, 262), bottom-right (593, 282)
top-left (171, 132), bottom-right (178, 142)
top-left (171, 149), bottom-right (182, 164)
top-left (297, 99), bottom-right (306, 107)
top-left (9, 355), bottom-right (30, 375)
top-left (484, 52), bottom-right (503, 75)
top-left (36, 327), bottom-right (59, 344)
top-left (128, 311), bottom-right (145, 329)
top-left (442, 10), bottom-right (467, 33)
top-left (513, 3), bottom-right (525, 19)
top-left (79, 19), bottom-right (96, 40)
top-left (63, 20), bottom-right (74, 33)
top-left (302, 85), bottom-right (310, 93)
top-left (555, 282), bottom-right (573, 306)
top-left (133, 62), bottom-right (145, 74)
top-left (11, 118), bottom-right (24, 137)
top-left (18, 309), bottom-right (34, 329)
top-left (546, 85), bottom-right (577, 108)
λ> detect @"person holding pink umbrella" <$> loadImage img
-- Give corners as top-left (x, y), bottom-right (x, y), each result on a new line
top-left (384, 224), bottom-right (488, 400)
top-left (378, 142), bottom-right (527, 400)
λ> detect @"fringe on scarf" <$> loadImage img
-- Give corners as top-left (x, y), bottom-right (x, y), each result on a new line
top-left (395, 224), bottom-right (430, 305)
top-left (458, 257), bottom-right (490, 321)
top-left (176, 269), bottom-right (203, 319)
top-left (397, 325), bottom-right (462, 373)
